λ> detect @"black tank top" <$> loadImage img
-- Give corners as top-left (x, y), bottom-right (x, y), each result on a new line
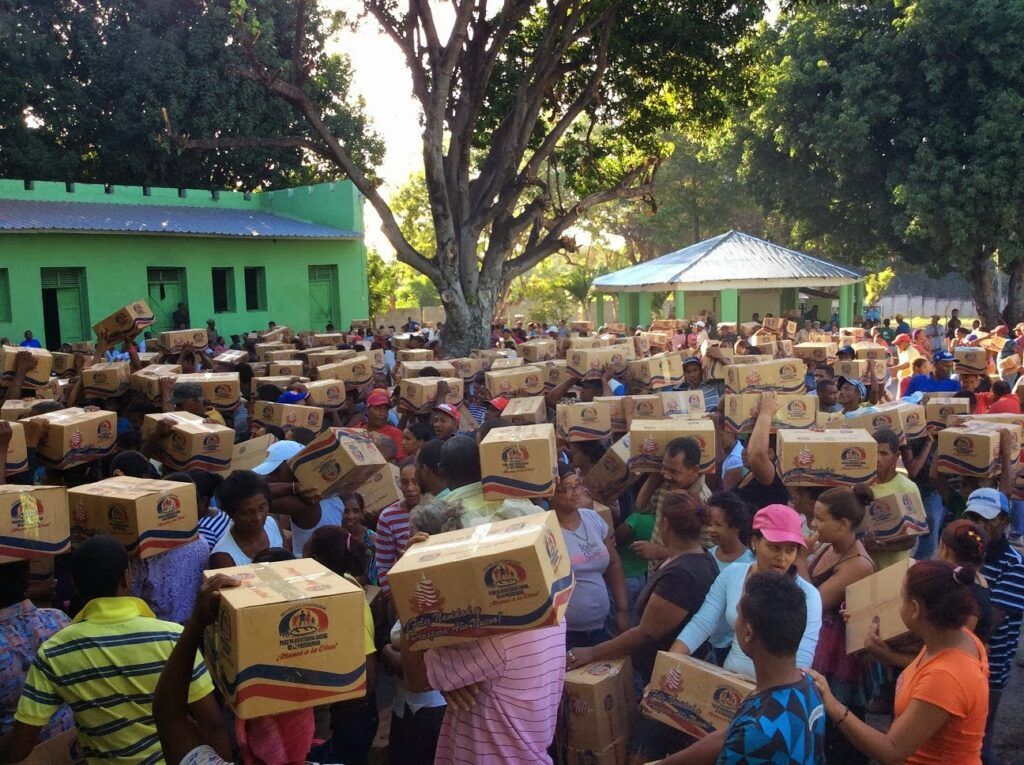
top-left (736, 470), bottom-right (791, 510)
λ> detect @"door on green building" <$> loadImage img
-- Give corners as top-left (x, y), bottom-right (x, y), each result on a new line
top-left (147, 268), bottom-right (188, 332)
top-left (308, 265), bottom-right (340, 330)
top-left (40, 268), bottom-right (88, 350)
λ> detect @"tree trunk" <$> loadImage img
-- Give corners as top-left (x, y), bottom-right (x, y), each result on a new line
top-left (438, 277), bottom-right (496, 357)
top-left (1004, 258), bottom-right (1024, 327)
top-left (964, 249), bottom-right (1003, 327)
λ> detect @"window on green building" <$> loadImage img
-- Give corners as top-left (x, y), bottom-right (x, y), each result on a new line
top-left (0, 269), bottom-right (10, 322)
top-left (212, 268), bottom-right (235, 313)
top-left (244, 267), bottom-right (267, 311)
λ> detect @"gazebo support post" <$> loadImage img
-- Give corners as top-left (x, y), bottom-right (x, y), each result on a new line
top-left (780, 288), bottom-right (798, 315)
top-left (854, 281), bottom-right (866, 320)
top-left (617, 292), bottom-right (636, 329)
top-left (674, 290), bottom-right (686, 320)
top-left (638, 293), bottom-right (653, 328)
top-left (839, 284), bottom-right (854, 327)
top-left (720, 288), bottom-right (739, 324)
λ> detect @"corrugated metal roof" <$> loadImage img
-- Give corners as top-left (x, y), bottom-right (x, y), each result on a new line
top-left (0, 199), bottom-right (360, 240)
top-left (593, 231), bottom-right (862, 293)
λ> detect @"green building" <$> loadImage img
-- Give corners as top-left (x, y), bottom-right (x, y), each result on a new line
top-left (0, 179), bottom-right (368, 349)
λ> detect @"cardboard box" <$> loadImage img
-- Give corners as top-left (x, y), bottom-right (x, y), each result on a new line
top-left (0, 485), bottom-right (70, 562)
top-left (629, 418), bottom-right (715, 473)
top-left (81, 362), bottom-right (131, 398)
top-left (251, 402), bottom-right (325, 432)
top-left (999, 354), bottom-right (1021, 375)
top-left (203, 558), bottom-right (368, 719)
top-left (626, 352), bottom-right (684, 390)
top-left (391, 333), bottom-right (413, 349)
top-left (289, 428), bottom-right (387, 498)
top-left (723, 359), bottom-right (805, 394)
top-left (318, 356), bottom-right (374, 390)
top-left (852, 342), bottom-right (887, 360)
top-left (130, 364), bottom-right (182, 400)
top-left (846, 558), bottom-right (914, 653)
top-left (641, 652), bottom-right (754, 738)
top-left (793, 342), bottom-right (837, 362)
top-left (311, 333), bottom-right (345, 347)
top-left (722, 393), bottom-right (818, 433)
top-left (604, 322), bottom-right (627, 334)
top-left (567, 348), bottom-right (629, 379)
top-left (521, 339), bottom-right (557, 363)
top-left (834, 359), bottom-right (886, 386)
top-left (219, 434), bottom-right (275, 476)
top-left (396, 360), bottom-right (457, 380)
top-left (69, 477), bottom-right (199, 558)
top-left (829, 402), bottom-right (926, 440)
top-left (251, 375), bottom-right (309, 395)
top-left (1, 399), bottom-right (35, 422)
top-left (396, 349), bottom-right (435, 363)
top-left (480, 423), bottom-right (558, 499)
top-left (762, 316), bottom-right (785, 333)
top-left (484, 366), bottom-right (546, 398)
top-left (571, 321), bottom-right (594, 332)
top-left (258, 326), bottom-right (294, 342)
top-left (141, 412), bottom-right (234, 472)
top-left (937, 422), bottom-right (1020, 477)
top-left (136, 351), bottom-right (161, 367)
top-left (269, 361), bottom-right (304, 376)
top-left (388, 511), bottom-right (573, 649)
top-left (557, 402), bottom-right (613, 442)
top-left (157, 328), bottom-right (209, 353)
top-left (450, 357), bottom-right (487, 382)
top-left (15, 727), bottom-right (84, 765)
top-left (622, 395), bottom-right (664, 427)
top-left (398, 377), bottom-right (464, 412)
top-left (355, 464), bottom-right (402, 516)
top-left (25, 407), bottom-right (117, 468)
top-left (954, 346), bottom-right (988, 375)
top-left (776, 428), bottom-right (877, 486)
top-left (473, 349), bottom-right (515, 370)
top-left (563, 658), bottom-right (635, 750)
top-left (502, 396), bottom-right (548, 426)
top-left (748, 335), bottom-right (777, 355)
top-left (92, 299), bottom-right (155, 341)
top-left (50, 352), bottom-right (74, 376)
top-left (840, 326), bottom-right (866, 341)
top-left (305, 349), bottom-right (351, 369)
top-left (2, 420), bottom-right (27, 476)
top-left (367, 348), bottom-right (386, 374)
top-left (261, 349), bottom-right (299, 363)
top-left (660, 390), bottom-right (708, 417)
top-left (542, 360), bottom-right (571, 392)
top-left (583, 434), bottom-right (634, 502)
top-left (594, 396), bottom-right (627, 432)
top-left (924, 397), bottom-right (970, 431)
top-left (862, 492), bottom-right (928, 541)
top-left (490, 357), bottom-right (525, 370)
top-left (739, 321), bottom-right (761, 337)
top-left (305, 379), bottom-right (347, 410)
top-left (212, 350), bottom-right (250, 367)
top-left (175, 372), bottom-right (242, 410)
top-left (0, 345), bottom-right (53, 389)
top-left (590, 501), bottom-right (615, 532)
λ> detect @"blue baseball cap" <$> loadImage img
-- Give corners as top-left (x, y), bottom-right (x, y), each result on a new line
top-left (933, 350), bottom-right (955, 363)
top-left (837, 345), bottom-right (856, 357)
top-left (276, 389), bottom-right (309, 404)
top-left (682, 356), bottom-right (702, 368)
top-left (836, 376), bottom-right (867, 400)
top-left (965, 487), bottom-right (1008, 520)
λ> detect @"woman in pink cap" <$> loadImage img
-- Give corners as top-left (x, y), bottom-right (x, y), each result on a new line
top-left (672, 504), bottom-right (822, 680)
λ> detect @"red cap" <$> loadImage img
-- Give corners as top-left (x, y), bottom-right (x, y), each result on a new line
top-left (487, 397), bottom-right (510, 411)
top-left (752, 504), bottom-right (807, 548)
top-left (434, 403), bottom-right (461, 423)
top-left (892, 333), bottom-right (912, 345)
top-left (365, 388), bottom-right (391, 407)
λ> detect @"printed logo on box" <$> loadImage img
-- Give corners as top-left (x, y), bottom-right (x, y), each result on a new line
top-left (318, 460), bottom-right (342, 483)
top-left (97, 420), bottom-right (113, 440)
top-left (202, 434), bottom-right (221, 453)
top-left (157, 494), bottom-right (182, 522)
top-left (9, 498), bottom-right (44, 530)
top-left (278, 605), bottom-right (330, 650)
top-left (107, 505), bottom-right (130, 532)
top-left (712, 686), bottom-right (744, 717)
top-left (501, 444), bottom-right (530, 471)
top-left (954, 436), bottom-right (975, 455)
top-left (871, 414), bottom-right (895, 429)
top-left (841, 446), bottom-right (868, 468)
top-left (786, 400), bottom-right (808, 417)
top-left (93, 372), bottom-right (107, 382)
top-left (545, 530), bottom-right (563, 570)
top-left (483, 559), bottom-right (528, 600)
top-left (214, 384), bottom-right (233, 397)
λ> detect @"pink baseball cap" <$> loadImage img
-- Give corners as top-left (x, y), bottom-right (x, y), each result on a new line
top-left (365, 388), bottom-right (391, 407)
top-left (434, 402), bottom-right (461, 423)
top-left (752, 504), bottom-right (807, 548)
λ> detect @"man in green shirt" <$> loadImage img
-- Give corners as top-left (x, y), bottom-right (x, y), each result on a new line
top-left (614, 510), bottom-right (656, 625)
top-left (866, 428), bottom-right (922, 569)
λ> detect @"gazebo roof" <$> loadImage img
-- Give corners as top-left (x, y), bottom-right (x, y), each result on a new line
top-left (592, 230), bottom-right (863, 293)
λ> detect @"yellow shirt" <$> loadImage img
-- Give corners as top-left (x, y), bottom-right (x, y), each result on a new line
top-left (870, 473), bottom-right (922, 569)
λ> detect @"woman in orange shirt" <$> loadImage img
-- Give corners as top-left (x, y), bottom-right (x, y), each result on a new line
top-left (809, 559), bottom-right (989, 765)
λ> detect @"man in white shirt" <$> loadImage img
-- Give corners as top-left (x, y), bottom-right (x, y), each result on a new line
top-left (923, 314), bottom-right (945, 354)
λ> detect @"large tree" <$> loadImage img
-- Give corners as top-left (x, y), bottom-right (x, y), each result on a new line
top-left (0, 0), bottom-right (381, 188)
top-left (171, 0), bottom-right (763, 355)
top-left (734, 0), bottom-right (1024, 325)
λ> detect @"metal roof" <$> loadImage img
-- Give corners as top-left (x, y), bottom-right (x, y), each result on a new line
top-left (0, 198), bottom-right (360, 240)
top-left (593, 230), bottom-right (863, 293)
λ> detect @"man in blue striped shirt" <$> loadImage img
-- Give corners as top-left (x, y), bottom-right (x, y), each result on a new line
top-left (964, 488), bottom-right (1024, 765)
top-left (0, 536), bottom-right (229, 764)
top-left (679, 356), bottom-right (723, 412)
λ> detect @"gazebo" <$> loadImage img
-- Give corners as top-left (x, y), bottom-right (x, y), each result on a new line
top-left (591, 230), bottom-right (865, 328)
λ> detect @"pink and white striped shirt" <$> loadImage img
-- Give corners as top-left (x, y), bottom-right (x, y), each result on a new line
top-left (373, 502), bottom-right (409, 598)
top-left (424, 623), bottom-right (567, 764)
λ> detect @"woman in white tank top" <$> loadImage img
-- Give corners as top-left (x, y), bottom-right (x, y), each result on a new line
top-left (208, 471), bottom-right (283, 568)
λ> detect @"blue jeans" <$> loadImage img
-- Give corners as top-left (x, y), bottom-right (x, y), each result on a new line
top-left (566, 626), bottom-right (612, 651)
top-left (625, 574), bottom-right (647, 627)
top-left (1010, 500), bottom-right (1024, 538)
top-left (913, 491), bottom-right (946, 561)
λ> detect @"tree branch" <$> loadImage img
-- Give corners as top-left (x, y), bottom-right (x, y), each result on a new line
top-left (291, 0), bottom-right (308, 86)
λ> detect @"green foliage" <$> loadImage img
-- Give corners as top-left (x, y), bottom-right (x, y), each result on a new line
top-left (521, 262), bottom-right (576, 327)
top-left (865, 267), bottom-right (896, 306)
top-left (0, 0), bottom-right (382, 188)
top-left (366, 249), bottom-right (396, 320)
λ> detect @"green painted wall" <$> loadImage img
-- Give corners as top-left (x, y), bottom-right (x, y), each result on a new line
top-left (0, 180), bottom-right (367, 347)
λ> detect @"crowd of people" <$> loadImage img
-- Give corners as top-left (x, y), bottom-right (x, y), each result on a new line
top-left (0, 305), bottom-right (1022, 765)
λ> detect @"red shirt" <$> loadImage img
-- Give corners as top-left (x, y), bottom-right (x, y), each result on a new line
top-left (362, 423), bottom-right (406, 460)
top-left (988, 395), bottom-right (1022, 414)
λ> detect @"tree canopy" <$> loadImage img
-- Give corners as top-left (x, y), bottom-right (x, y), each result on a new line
top-left (0, 0), bottom-right (381, 188)
top-left (734, 0), bottom-right (1024, 324)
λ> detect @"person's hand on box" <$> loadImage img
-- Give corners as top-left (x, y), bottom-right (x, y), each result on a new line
top-left (14, 350), bottom-right (35, 376)
top-left (23, 418), bottom-right (47, 449)
top-left (159, 376), bottom-right (176, 397)
top-left (192, 574), bottom-right (240, 627)
top-left (566, 645), bottom-right (595, 670)
top-left (155, 419), bottom-right (175, 439)
top-left (0, 420), bottom-right (12, 452)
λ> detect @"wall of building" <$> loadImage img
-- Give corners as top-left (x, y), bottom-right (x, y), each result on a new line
top-left (0, 232), bottom-right (367, 345)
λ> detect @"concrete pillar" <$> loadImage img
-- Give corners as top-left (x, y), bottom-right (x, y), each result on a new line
top-left (854, 281), bottom-right (866, 319)
top-left (674, 290), bottom-right (686, 320)
top-left (638, 293), bottom-right (653, 328)
top-left (780, 287), bottom-right (798, 314)
top-left (595, 293), bottom-right (605, 328)
top-left (618, 292), bottom-right (636, 328)
top-left (839, 284), bottom-right (854, 327)
top-left (720, 288), bottom-right (739, 323)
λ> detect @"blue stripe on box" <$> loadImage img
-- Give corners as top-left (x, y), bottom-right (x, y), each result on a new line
top-left (481, 475), bottom-right (555, 497)
top-left (127, 526), bottom-right (199, 554)
top-left (935, 455), bottom-right (997, 477)
top-left (0, 535), bottom-right (71, 556)
top-left (223, 661), bottom-right (367, 694)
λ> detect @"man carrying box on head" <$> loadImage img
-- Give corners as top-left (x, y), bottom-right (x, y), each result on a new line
top-left (659, 572), bottom-right (826, 765)
top-left (0, 535), bottom-right (229, 763)
top-left (905, 351), bottom-right (960, 396)
top-left (679, 356), bottom-right (723, 412)
top-left (159, 378), bottom-right (226, 426)
top-left (360, 388), bottom-right (406, 460)
top-left (865, 429), bottom-right (923, 570)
